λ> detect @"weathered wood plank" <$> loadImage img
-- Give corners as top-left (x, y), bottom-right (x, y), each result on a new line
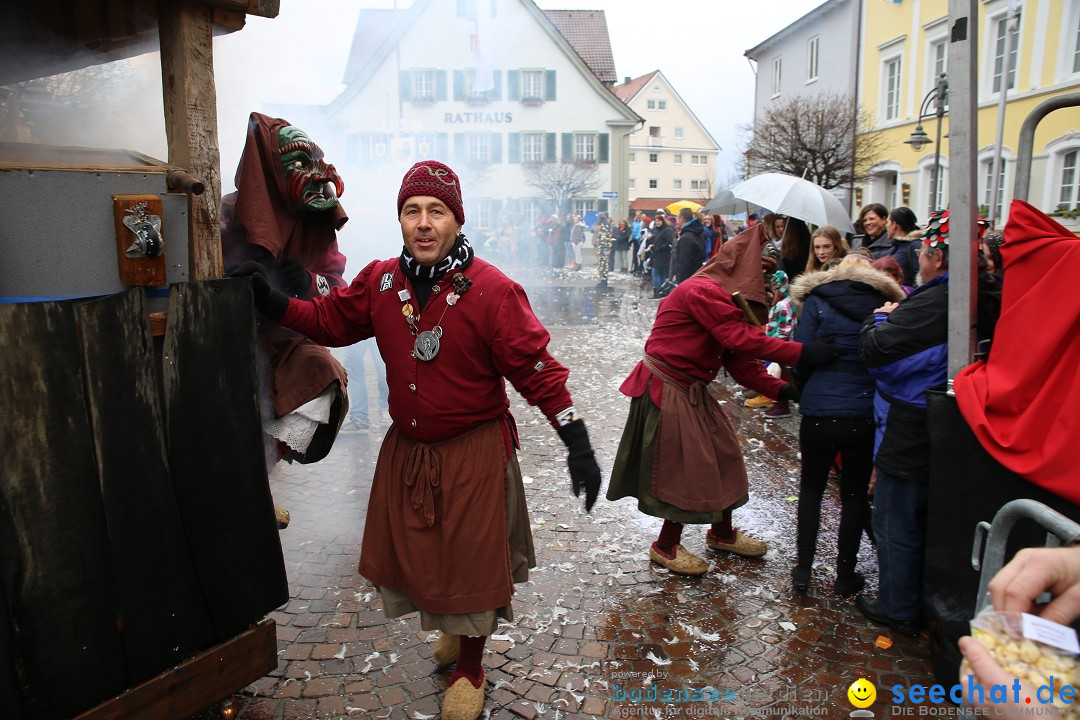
top-left (162, 280), bottom-right (288, 640)
top-left (159, 2), bottom-right (224, 281)
top-left (0, 301), bottom-right (127, 717)
top-left (76, 289), bottom-right (216, 686)
top-left (73, 618), bottom-right (277, 720)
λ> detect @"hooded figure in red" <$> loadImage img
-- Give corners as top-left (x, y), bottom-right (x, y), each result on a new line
top-left (222, 112), bottom-right (350, 463)
top-left (954, 200), bottom-right (1080, 504)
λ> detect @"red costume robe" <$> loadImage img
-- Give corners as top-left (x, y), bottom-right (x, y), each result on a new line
top-left (281, 256), bottom-right (572, 613)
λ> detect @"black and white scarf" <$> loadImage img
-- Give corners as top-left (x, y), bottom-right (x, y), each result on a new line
top-left (399, 233), bottom-right (474, 282)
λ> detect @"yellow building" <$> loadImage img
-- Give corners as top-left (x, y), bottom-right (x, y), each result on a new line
top-left (857, 0), bottom-right (1080, 228)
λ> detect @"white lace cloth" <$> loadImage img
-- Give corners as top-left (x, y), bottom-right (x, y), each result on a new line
top-left (266, 388), bottom-right (335, 454)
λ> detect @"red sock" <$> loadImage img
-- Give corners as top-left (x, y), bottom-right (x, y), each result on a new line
top-left (655, 520), bottom-right (684, 556)
top-left (449, 635), bottom-right (486, 689)
top-left (710, 510), bottom-right (736, 543)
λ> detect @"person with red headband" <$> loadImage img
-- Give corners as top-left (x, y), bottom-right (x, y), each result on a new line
top-left (231, 160), bottom-right (601, 720)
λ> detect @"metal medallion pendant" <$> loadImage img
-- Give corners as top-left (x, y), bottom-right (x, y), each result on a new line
top-left (413, 327), bottom-right (443, 362)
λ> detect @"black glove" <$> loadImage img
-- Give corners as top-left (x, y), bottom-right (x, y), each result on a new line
top-left (275, 258), bottom-right (312, 297)
top-left (779, 383), bottom-right (800, 403)
top-left (798, 339), bottom-right (839, 367)
top-left (556, 419), bottom-right (601, 512)
top-left (229, 261), bottom-right (289, 320)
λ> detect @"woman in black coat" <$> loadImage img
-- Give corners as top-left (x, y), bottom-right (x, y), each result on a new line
top-left (789, 256), bottom-right (905, 596)
top-left (612, 219), bottom-right (631, 272)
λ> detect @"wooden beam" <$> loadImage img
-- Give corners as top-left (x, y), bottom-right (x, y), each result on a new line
top-left (159, 1), bottom-right (223, 281)
top-left (73, 619), bottom-right (277, 720)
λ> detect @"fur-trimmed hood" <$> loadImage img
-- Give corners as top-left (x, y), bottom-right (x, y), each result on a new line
top-left (790, 261), bottom-right (906, 307)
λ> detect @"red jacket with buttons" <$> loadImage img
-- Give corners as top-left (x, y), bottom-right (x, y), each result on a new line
top-left (280, 257), bottom-right (573, 443)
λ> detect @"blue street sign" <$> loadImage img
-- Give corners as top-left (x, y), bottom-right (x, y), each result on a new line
top-left (602, 191), bottom-right (618, 198)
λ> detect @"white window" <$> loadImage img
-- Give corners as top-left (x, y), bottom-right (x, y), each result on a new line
top-left (1074, 9), bottom-right (1080, 74)
top-left (629, 152), bottom-right (636, 163)
top-left (522, 70), bottom-right (543, 99)
top-left (991, 15), bottom-right (1019, 94)
top-left (691, 155), bottom-right (707, 166)
top-left (647, 99), bottom-right (656, 110)
top-left (673, 179), bottom-right (683, 190)
top-left (674, 127), bottom-right (684, 139)
top-left (629, 178), bottom-right (636, 190)
top-left (807, 36), bottom-right (820, 82)
top-left (522, 132), bottom-right (543, 163)
top-left (674, 154), bottom-right (683, 165)
top-left (468, 133), bottom-right (489, 162)
top-left (982, 158), bottom-right (1008, 219)
top-left (574, 199), bottom-right (595, 217)
top-left (649, 179), bottom-right (658, 190)
top-left (469, 199), bottom-right (492, 228)
top-left (413, 70), bottom-right (435, 100)
top-left (1059, 149), bottom-right (1079, 210)
top-left (574, 133), bottom-right (596, 162)
top-left (649, 153), bottom-right (659, 164)
top-left (691, 180), bottom-right (709, 192)
top-left (925, 164), bottom-right (946, 215)
top-left (772, 57), bottom-right (782, 96)
top-left (883, 56), bottom-right (902, 121)
top-left (658, 100), bottom-right (667, 111)
top-left (930, 39), bottom-right (947, 81)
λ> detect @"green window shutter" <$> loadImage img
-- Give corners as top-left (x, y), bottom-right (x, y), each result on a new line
top-left (400, 71), bottom-right (412, 102)
top-left (561, 133), bottom-right (573, 162)
top-left (489, 70), bottom-right (502, 100)
top-left (508, 70), bottom-right (520, 101)
top-left (436, 133), bottom-right (449, 160)
top-left (598, 199), bottom-right (609, 212)
top-left (490, 133), bottom-right (502, 163)
top-left (453, 70), bottom-right (465, 101)
top-left (454, 133), bottom-right (467, 162)
top-left (544, 70), bottom-right (556, 100)
top-left (545, 133), bottom-right (556, 162)
top-left (598, 133), bottom-right (609, 163)
top-left (436, 70), bottom-right (448, 101)
top-left (508, 133), bottom-right (520, 163)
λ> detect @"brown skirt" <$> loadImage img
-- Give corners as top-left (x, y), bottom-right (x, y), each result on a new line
top-left (359, 419), bottom-right (534, 622)
top-left (607, 381), bottom-right (748, 524)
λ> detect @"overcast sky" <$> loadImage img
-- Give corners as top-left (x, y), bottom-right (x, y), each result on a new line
top-left (213, 0), bottom-right (825, 190)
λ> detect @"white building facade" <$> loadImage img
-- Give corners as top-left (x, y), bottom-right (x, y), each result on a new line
top-left (743, 0), bottom-right (860, 207)
top-left (612, 71), bottom-right (720, 214)
top-left (315, 0), bottom-right (639, 239)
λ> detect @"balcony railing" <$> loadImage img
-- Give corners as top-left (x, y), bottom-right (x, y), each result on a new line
top-left (648, 136), bottom-right (665, 147)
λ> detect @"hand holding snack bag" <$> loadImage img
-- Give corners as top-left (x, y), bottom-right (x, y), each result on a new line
top-left (960, 546), bottom-right (1080, 718)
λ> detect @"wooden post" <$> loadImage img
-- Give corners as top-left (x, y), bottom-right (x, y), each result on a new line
top-left (159, 1), bottom-right (223, 281)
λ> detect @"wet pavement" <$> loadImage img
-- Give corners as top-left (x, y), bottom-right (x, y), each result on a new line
top-left (195, 262), bottom-right (934, 720)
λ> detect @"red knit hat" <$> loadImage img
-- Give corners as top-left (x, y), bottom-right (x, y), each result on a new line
top-left (396, 160), bottom-right (465, 225)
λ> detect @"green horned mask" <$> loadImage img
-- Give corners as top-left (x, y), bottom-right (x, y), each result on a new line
top-left (278, 125), bottom-right (344, 213)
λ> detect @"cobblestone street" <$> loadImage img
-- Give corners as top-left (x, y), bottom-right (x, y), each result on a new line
top-left (205, 264), bottom-right (934, 720)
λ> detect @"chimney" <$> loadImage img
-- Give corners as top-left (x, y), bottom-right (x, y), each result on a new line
top-left (624, 76), bottom-right (631, 85)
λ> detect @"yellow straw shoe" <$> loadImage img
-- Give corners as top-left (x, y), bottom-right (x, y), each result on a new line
top-left (745, 394), bottom-right (773, 408)
top-left (432, 633), bottom-right (460, 668)
top-left (706, 529), bottom-right (768, 558)
top-left (649, 543), bottom-right (708, 576)
top-left (442, 672), bottom-right (485, 720)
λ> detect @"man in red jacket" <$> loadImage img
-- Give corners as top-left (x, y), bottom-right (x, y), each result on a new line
top-left (232, 160), bottom-right (600, 720)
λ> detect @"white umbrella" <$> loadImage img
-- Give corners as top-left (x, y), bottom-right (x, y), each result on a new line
top-left (729, 172), bottom-right (855, 234)
top-left (701, 189), bottom-right (764, 216)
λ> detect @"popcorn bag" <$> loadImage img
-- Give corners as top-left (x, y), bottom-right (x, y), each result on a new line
top-left (961, 607), bottom-right (1080, 717)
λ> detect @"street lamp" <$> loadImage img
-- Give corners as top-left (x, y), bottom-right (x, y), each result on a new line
top-left (904, 73), bottom-right (949, 211)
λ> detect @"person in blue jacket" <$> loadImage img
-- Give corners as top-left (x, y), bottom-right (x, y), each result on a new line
top-left (790, 256), bottom-right (905, 596)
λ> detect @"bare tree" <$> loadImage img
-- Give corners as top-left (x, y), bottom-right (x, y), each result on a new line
top-left (738, 92), bottom-right (886, 190)
top-left (523, 162), bottom-right (602, 216)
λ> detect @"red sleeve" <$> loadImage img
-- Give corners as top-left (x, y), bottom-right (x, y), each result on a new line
top-left (489, 283), bottom-right (573, 426)
top-left (691, 284), bottom-right (802, 366)
top-left (300, 239), bottom-right (348, 299)
top-left (724, 350), bottom-right (788, 399)
top-left (279, 260), bottom-right (378, 347)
